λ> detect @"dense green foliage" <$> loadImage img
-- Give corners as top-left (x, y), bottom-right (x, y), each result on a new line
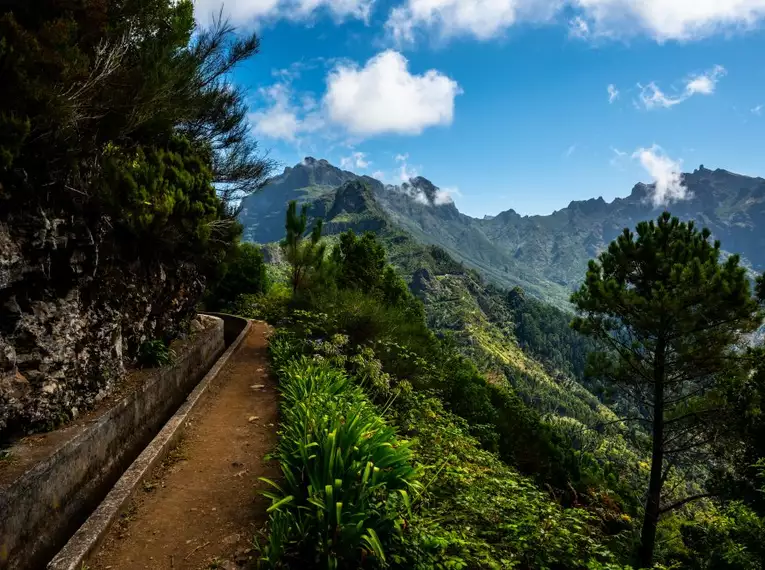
top-left (572, 212), bottom-right (765, 566)
top-left (204, 242), bottom-right (269, 311)
top-left (260, 342), bottom-right (419, 568)
top-left (237, 211), bottom-right (765, 568)
top-left (245, 222), bottom-right (640, 568)
top-left (331, 231), bottom-right (410, 307)
top-left (283, 200), bottom-right (327, 293)
top-left (502, 286), bottom-right (597, 381)
top-left (0, 0), bottom-right (271, 277)
top-left (136, 339), bottom-right (175, 368)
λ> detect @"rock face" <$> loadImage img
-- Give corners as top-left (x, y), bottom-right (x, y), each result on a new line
top-left (0, 211), bottom-right (203, 437)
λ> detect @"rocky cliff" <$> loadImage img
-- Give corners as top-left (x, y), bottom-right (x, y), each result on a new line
top-left (0, 211), bottom-right (203, 438)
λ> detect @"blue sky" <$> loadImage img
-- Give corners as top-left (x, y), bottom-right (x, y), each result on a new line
top-left (197, 0), bottom-right (765, 217)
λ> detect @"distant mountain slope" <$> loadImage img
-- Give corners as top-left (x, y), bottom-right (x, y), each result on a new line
top-left (239, 158), bottom-right (765, 306)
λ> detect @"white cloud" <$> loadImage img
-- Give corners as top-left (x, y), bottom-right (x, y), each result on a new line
top-left (395, 153), bottom-right (409, 162)
top-left (571, 0), bottom-right (765, 42)
top-left (610, 146), bottom-right (628, 166)
top-left (340, 151), bottom-right (370, 169)
top-left (569, 15), bottom-right (591, 38)
top-left (386, 0), bottom-right (538, 44)
top-left (249, 82), bottom-right (325, 142)
top-left (637, 65), bottom-right (725, 110)
top-left (371, 169), bottom-right (387, 181)
top-left (398, 158), bottom-right (419, 182)
top-left (607, 84), bottom-right (619, 103)
top-left (564, 144), bottom-right (577, 158)
top-left (193, 0), bottom-right (373, 26)
top-left (632, 145), bottom-right (691, 207)
top-left (385, 1), bottom-right (765, 45)
top-left (685, 64), bottom-right (726, 95)
top-left (324, 50), bottom-right (462, 136)
top-left (434, 186), bottom-right (461, 205)
top-left (752, 104), bottom-right (763, 116)
top-left (250, 53), bottom-right (460, 146)
top-left (638, 82), bottom-right (685, 109)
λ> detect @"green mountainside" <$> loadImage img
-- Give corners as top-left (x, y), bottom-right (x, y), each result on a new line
top-left (240, 158), bottom-right (765, 307)
top-left (240, 160), bottom-right (648, 500)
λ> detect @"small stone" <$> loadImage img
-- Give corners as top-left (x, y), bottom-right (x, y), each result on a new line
top-left (250, 384), bottom-right (265, 390)
top-left (222, 533), bottom-right (241, 546)
top-left (248, 416), bottom-right (259, 422)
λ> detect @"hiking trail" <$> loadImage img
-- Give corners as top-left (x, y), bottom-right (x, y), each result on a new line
top-left (89, 321), bottom-right (279, 570)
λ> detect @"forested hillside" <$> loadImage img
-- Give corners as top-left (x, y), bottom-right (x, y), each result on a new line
top-left (232, 160), bottom-right (765, 568)
top-left (218, 198), bottom-right (765, 568)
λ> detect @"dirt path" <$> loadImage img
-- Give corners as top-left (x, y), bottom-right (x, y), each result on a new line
top-left (89, 322), bottom-right (280, 570)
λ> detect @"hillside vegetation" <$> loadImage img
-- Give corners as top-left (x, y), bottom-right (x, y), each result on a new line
top-left (220, 196), bottom-right (765, 568)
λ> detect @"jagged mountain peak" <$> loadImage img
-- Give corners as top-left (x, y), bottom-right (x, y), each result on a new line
top-left (239, 158), bottom-right (765, 307)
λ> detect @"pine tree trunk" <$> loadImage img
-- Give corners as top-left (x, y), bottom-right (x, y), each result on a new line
top-left (638, 339), bottom-right (666, 568)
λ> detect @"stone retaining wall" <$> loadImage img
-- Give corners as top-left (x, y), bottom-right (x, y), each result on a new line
top-left (0, 315), bottom-right (225, 570)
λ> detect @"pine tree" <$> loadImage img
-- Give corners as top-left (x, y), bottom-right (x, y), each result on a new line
top-left (282, 200), bottom-right (325, 293)
top-left (571, 212), bottom-right (763, 567)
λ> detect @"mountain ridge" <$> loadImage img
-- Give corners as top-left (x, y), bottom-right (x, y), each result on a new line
top-left (239, 158), bottom-right (765, 306)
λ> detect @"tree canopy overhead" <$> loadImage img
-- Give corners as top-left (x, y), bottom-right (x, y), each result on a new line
top-left (1, 0), bottom-right (272, 255)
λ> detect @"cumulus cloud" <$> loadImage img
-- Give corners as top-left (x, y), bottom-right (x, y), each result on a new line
top-left (249, 83), bottom-right (323, 142)
top-left (607, 84), bottom-right (619, 103)
top-left (638, 65), bottom-right (725, 110)
top-left (632, 145), bottom-right (691, 207)
top-left (323, 50), bottom-right (462, 136)
top-left (385, 0), bottom-right (765, 45)
top-left (193, 0), bottom-right (373, 27)
top-left (340, 151), bottom-right (370, 169)
top-left (386, 0), bottom-right (552, 44)
top-left (250, 53), bottom-right (460, 146)
top-left (571, 0), bottom-right (765, 42)
top-left (685, 64), bottom-right (726, 95)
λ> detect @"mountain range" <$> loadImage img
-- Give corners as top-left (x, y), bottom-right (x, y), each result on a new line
top-left (239, 157), bottom-right (765, 306)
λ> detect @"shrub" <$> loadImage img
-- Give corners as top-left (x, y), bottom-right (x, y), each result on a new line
top-left (204, 242), bottom-right (269, 311)
top-left (259, 353), bottom-right (421, 568)
top-left (137, 339), bottom-right (175, 368)
top-left (235, 283), bottom-right (292, 323)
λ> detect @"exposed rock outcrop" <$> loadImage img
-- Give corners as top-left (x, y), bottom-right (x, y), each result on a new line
top-left (0, 211), bottom-right (203, 437)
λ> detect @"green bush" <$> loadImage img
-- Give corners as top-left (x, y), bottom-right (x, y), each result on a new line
top-left (259, 349), bottom-right (421, 569)
top-left (389, 393), bottom-right (631, 570)
top-left (205, 242), bottom-right (269, 311)
top-left (235, 282), bottom-right (293, 323)
top-left (137, 339), bottom-right (175, 368)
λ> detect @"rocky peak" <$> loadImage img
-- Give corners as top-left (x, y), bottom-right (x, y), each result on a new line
top-left (409, 176), bottom-right (439, 203)
top-left (566, 196), bottom-right (608, 217)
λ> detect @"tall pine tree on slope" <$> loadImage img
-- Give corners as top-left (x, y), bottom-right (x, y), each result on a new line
top-left (571, 212), bottom-right (764, 567)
